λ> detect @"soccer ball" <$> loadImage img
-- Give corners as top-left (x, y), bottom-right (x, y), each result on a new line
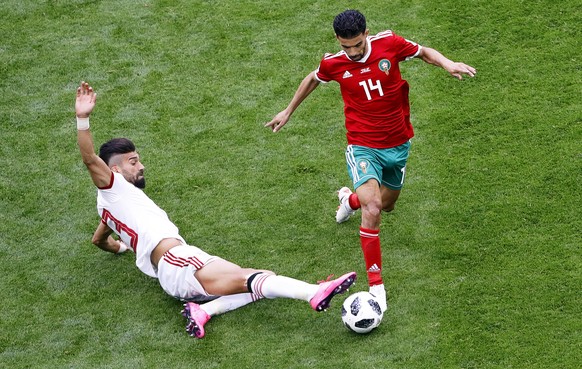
top-left (341, 291), bottom-right (383, 334)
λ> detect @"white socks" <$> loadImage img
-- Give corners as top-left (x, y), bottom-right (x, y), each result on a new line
top-left (200, 293), bottom-right (261, 316)
top-left (199, 274), bottom-right (322, 317)
top-left (249, 274), bottom-right (318, 301)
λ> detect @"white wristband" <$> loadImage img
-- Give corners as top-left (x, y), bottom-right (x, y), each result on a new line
top-left (76, 117), bottom-right (90, 130)
top-left (117, 241), bottom-right (129, 254)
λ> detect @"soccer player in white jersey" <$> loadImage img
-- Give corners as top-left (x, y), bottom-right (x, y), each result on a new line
top-left (266, 10), bottom-right (476, 312)
top-left (75, 81), bottom-right (356, 338)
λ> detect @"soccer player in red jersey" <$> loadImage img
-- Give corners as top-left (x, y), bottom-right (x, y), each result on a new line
top-left (266, 9), bottom-right (476, 312)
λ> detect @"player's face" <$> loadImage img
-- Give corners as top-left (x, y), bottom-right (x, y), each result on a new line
top-left (114, 152), bottom-right (146, 189)
top-left (337, 30), bottom-right (369, 61)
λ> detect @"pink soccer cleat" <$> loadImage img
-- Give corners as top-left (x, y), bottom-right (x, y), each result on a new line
top-left (181, 302), bottom-right (211, 338)
top-left (310, 272), bottom-right (356, 311)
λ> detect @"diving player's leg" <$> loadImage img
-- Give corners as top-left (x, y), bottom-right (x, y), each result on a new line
top-left (156, 246), bottom-right (261, 338)
top-left (196, 259), bottom-right (355, 311)
top-left (182, 293), bottom-right (261, 338)
top-left (168, 245), bottom-right (356, 338)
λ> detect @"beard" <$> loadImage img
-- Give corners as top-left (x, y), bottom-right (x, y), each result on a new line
top-left (134, 176), bottom-right (146, 189)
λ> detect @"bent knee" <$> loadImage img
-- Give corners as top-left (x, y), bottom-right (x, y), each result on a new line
top-left (362, 204), bottom-right (382, 219)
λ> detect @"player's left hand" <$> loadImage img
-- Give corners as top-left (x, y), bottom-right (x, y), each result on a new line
top-left (117, 240), bottom-right (132, 253)
top-left (447, 62), bottom-right (477, 80)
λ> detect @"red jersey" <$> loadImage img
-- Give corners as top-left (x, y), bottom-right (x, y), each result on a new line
top-left (315, 30), bottom-right (420, 148)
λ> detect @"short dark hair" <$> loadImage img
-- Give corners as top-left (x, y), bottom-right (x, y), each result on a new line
top-left (99, 138), bottom-right (136, 165)
top-left (333, 9), bottom-right (366, 39)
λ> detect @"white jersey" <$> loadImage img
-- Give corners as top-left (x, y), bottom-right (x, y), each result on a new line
top-left (97, 172), bottom-right (185, 278)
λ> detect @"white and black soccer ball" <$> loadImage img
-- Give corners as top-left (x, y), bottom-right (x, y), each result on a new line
top-left (341, 291), bottom-right (383, 334)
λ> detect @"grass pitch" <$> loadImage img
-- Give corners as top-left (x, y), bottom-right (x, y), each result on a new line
top-left (0, 0), bottom-right (580, 368)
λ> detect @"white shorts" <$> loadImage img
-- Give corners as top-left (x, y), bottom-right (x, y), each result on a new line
top-left (157, 244), bottom-right (220, 301)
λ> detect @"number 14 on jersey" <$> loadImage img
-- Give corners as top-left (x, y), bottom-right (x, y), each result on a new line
top-left (359, 79), bottom-right (384, 101)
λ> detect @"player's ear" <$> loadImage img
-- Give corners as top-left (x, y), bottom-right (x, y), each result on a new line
top-left (111, 165), bottom-right (120, 173)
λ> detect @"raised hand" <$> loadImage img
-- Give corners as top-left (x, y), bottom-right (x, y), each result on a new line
top-left (75, 81), bottom-right (97, 118)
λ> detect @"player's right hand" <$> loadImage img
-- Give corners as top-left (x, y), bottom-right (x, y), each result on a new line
top-left (265, 110), bottom-right (290, 133)
top-left (75, 81), bottom-right (97, 118)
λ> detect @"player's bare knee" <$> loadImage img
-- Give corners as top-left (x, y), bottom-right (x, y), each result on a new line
top-left (362, 203), bottom-right (382, 219)
top-left (244, 270), bottom-right (275, 294)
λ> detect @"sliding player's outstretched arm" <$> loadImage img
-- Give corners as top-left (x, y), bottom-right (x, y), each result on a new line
top-left (76, 82), bottom-right (130, 254)
top-left (75, 81), bottom-right (112, 188)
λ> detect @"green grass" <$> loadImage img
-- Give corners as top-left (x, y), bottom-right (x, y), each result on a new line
top-left (1, 0), bottom-right (580, 368)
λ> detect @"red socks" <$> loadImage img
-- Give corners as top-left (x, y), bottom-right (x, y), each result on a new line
top-left (359, 227), bottom-right (383, 286)
top-left (348, 193), bottom-right (361, 210)
top-left (348, 193), bottom-right (381, 286)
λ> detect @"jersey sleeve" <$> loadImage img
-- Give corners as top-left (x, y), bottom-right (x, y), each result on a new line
top-left (97, 171), bottom-right (115, 190)
top-left (314, 53), bottom-right (333, 83)
top-left (391, 33), bottom-right (421, 61)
